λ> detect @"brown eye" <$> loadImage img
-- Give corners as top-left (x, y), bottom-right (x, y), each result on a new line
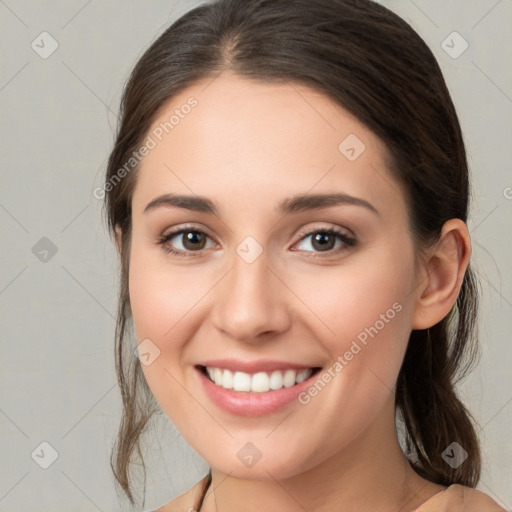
top-left (293, 228), bottom-right (356, 256)
top-left (180, 231), bottom-right (207, 251)
top-left (310, 232), bottom-right (336, 251)
top-left (157, 228), bottom-right (216, 257)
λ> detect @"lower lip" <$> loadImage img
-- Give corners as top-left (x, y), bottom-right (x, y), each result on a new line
top-left (195, 366), bottom-right (321, 417)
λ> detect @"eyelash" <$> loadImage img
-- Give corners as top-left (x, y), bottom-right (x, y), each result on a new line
top-left (156, 225), bottom-right (356, 259)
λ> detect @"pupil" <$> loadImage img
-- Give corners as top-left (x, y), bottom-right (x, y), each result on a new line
top-left (181, 231), bottom-right (335, 252)
top-left (313, 232), bottom-right (334, 251)
top-left (184, 231), bottom-right (204, 250)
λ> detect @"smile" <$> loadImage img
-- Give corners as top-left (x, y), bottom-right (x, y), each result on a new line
top-left (194, 359), bottom-right (324, 416)
top-left (201, 366), bottom-right (321, 393)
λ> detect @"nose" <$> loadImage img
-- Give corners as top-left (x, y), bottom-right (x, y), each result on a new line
top-left (210, 248), bottom-right (291, 344)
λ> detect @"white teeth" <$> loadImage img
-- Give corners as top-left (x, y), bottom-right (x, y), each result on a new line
top-left (296, 368), bottom-right (311, 384)
top-left (205, 366), bottom-right (315, 392)
top-left (269, 370), bottom-right (283, 390)
top-left (221, 369), bottom-right (234, 389)
top-left (283, 369), bottom-right (296, 388)
top-left (233, 371), bottom-right (251, 392)
top-left (213, 367), bottom-right (223, 386)
top-left (251, 372), bottom-right (269, 393)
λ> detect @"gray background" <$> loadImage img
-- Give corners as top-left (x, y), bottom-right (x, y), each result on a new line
top-left (0, 0), bottom-right (511, 510)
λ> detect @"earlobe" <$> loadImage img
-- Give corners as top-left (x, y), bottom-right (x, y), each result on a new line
top-left (411, 219), bottom-right (471, 330)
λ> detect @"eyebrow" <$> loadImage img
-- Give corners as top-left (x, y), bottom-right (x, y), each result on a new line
top-left (143, 192), bottom-right (379, 217)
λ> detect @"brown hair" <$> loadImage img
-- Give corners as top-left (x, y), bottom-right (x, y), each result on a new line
top-left (104, 0), bottom-right (482, 505)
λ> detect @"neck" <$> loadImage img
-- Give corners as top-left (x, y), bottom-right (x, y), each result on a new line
top-left (200, 397), bottom-right (444, 512)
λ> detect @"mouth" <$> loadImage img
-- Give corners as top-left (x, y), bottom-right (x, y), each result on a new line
top-left (195, 364), bottom-right (323, 393)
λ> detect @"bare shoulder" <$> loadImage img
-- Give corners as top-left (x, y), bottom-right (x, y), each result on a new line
top-left (153, 475), bottom-right (210, 512)
top-left (417, 484), bottom-right (508, 512)
top-left (453, 484), bottom-right (508, 511)
top-left (458, 485), bottom-right (509, 511)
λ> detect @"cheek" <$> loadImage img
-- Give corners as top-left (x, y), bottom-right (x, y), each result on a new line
top-left (127, 238), bottom-right (215, 409)
top-left (127, 242), bottom-right (193, 416)
top-left (127, 245), bottom-right (203, 424)
top-left (312, 259), bottom-right (412, 341)
top-left (291, 260), bottom-right (415, 453)
top-left (128, 240), bottom-right (199, 344)
top-left (302, 249), bottom-right (415, 390)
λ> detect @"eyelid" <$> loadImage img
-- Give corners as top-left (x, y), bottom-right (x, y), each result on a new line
top-left (157, 224), bottom-right (218, 255)
top-left (160, 223), bottom-right (214, 240)
top-left (293, 222), bottom-right (355, 242)
top-left (157, 222), bottom-right (356, 257)
top-left (290, 224), bottom-right (356, 257)
top-left (160, 222), bottom-right (354, 242)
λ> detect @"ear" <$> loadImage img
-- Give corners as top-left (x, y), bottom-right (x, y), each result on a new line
top-left (114, 225), bottom-right (123, 255)
top-left (411, 219), bottom-right (471, 330)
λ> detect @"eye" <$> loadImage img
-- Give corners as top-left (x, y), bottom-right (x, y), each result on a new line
top-left (157, 225), bottom-right (356, 258)
top-left (157, 226), bottom-right (216, 257)
top-left (292, 227), bottom-right (356, 257)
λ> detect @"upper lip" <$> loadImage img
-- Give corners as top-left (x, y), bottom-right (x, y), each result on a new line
top-left (196, 359), bottom-right (321, 374)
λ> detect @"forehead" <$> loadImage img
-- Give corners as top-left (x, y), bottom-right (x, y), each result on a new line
top-left (132, 72), bottom-right (405, 221)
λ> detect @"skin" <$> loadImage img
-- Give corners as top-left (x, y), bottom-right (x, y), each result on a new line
top-left (119, 72), bottom-right (471, 512)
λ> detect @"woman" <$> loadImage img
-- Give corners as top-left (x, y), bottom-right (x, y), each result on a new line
top-left (104, 0), bottom-right (507, 510)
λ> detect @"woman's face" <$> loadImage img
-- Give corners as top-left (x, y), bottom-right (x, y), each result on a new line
top-left (128, 73), bottom-right (423, 478)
